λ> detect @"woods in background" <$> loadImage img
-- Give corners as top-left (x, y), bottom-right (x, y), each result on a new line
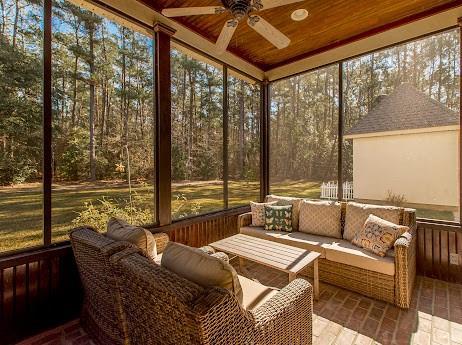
top-left (270, 29), bottom-right (460, 183)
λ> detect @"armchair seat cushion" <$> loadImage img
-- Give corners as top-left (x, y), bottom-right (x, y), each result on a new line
top-left (325, 240), bottom-right (395, 275)
top-left (240, 226), bottom-right (333, 258)
top-left (238, 275), bottom-right (278, 310)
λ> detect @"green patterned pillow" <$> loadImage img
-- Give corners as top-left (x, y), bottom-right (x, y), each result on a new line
top-left (264, 205), bottom-right (293, 232)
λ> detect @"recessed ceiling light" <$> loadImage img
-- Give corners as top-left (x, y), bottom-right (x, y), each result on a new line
top-left (291, 9), bottom-right (308, 21)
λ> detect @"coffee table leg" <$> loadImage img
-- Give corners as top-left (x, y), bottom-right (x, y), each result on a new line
top-left (239, 257), bottom-right (245, 271)
top-left (288, 272), bottom-right (296, 282)
top-left (314, 258), bottom-right (319, 300)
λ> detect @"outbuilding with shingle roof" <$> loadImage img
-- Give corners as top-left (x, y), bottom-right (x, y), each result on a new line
top-left (344, 83), bottom-right (459, 218)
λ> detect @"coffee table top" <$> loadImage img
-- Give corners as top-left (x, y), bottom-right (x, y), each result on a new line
top-left (209, 234), bottom-right (320, 275)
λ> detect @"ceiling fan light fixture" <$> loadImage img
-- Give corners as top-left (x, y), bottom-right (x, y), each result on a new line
top-left (291, 8), bottom-right (308, 21)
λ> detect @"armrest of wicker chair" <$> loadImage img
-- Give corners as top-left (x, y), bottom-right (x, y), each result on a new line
top-left (152, 232), bottom-right (169, 254)
top-left (394, 209), bottom-right (417, 309)
top-left (251, 278), bottom-right (313, 345)
top-left (237, 212), bottom-right (252, 231)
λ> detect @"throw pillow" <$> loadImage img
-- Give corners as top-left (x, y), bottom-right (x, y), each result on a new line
top-left (344, 202), bottom-right (402, 241)
top-left (161, 242), bottom-right (243, 304)
top-left (266, 195), bottom-right (302, 231)
top-left (352, 214), bottom-right (409, 257)
top-left (264, 204), bottom-right (293, 232)
top-left (250, 201), bottom-right (277, 226)
top-left (106, 217), bottom-right (157, 259)
top-left (299, 200), bottom-right (342, 238)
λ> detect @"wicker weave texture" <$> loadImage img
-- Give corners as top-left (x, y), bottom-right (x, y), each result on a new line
top-left (110, 248), bottom-right (313, 345)
top-left (69, 227), bottom-right (131, 345)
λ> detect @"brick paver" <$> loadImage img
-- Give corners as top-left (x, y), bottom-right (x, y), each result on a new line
top-left (16, 259), bottom-right (462, 345)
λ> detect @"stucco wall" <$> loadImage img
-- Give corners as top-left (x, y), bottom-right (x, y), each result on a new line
top-left (352, 129), bottom-right (459, 207)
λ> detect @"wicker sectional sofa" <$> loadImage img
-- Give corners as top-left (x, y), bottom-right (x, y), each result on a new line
top-left (238, 196), bottom-right (417, 309)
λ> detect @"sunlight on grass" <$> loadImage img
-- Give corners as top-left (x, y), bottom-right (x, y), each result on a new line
top-left (1, 179), bottom-right (455, 253)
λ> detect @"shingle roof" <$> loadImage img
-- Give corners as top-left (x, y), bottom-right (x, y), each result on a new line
top-left (345, 83), bottom-right (458, 136)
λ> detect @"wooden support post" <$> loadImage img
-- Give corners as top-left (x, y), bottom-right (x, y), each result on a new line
top-left (337, 62), bottom-right (344, 201)
top-left (154, 23), bottom-right (176, 226)
top-left (458, 18), bottom-right (462, 225)
top-left (223, 66), bottom-right (229, 209)
top-left (43, 0), bottom-right (52, 245)
top-left (260, 79), bottom-right (270, 201)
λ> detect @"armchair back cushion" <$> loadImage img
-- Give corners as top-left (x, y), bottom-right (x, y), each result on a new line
top-left (107, 217), bottom-right (157, 259)
top-left (343, 202), bottom-right (402, 241)
top-left (161, 242), bottom-right (243, 304)
top-left (299, 200), bottom-right (342, 238)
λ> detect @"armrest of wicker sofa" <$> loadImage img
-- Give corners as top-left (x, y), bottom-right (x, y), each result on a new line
top-left (394, 208), bottom-right (417, 309)
top-left (152, 232), bottom-right (169, 254)
top-left (238, 212), bottom-right (252, 231)
top-left (251, 278), bottom-right (313, 345)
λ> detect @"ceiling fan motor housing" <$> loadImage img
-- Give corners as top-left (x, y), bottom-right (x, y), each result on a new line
top-left (221, 0), bottom-right (257, 20)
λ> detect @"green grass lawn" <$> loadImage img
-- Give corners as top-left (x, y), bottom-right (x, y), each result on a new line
top-left (0, 179), bottom-right (456, 253)
top-left (1, 179), bottom-right (317, 253)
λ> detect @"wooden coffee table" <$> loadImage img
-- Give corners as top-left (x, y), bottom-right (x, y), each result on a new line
top-left (210, 234), bottom-right (320, 300)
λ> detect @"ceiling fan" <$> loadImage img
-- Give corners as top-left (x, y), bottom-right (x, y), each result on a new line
top-left (161, 0), bottom-right (305, 54)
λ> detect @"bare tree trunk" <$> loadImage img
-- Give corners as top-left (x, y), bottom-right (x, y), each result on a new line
top-left (89, 22), bottom-right (96, 181)
top-left (238, 80), bottom-right (245, 178)
top-left (12, 0), bottom-right (19, 49)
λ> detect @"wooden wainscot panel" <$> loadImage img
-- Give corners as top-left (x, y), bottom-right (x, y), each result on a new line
top-left (416, 221), bottom-right (462, 283)
top-left (153, 207), bottom-right (248, 248)
top-left (0, 244), bottom-right (82, 345)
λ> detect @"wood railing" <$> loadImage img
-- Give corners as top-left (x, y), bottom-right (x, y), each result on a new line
top-left (0, 244), bottom-right (82, 345)
top-left (416, 220), bottom-right (462, 283)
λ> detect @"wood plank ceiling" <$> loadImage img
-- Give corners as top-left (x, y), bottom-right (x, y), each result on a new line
top-left (138, 0), bottom-right (461, 70)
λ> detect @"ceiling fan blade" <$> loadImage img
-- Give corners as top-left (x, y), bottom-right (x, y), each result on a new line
top-left (216, 21), bottom-right (238, 54)
top-left (247, 16), bottom-right (290, 49)
top-left (162, 6), bottom-right (224, 17)
top-left (260, 0), bottom-right (305, 10)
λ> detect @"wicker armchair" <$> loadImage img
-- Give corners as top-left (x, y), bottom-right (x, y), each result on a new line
top-left (110, 247), bottom-right (313, 345)
top-left (69, 227), bottom-right (169, 345)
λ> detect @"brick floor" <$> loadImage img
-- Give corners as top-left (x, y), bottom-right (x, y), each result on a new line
top-left (17, 259), bottom-right (462, 345)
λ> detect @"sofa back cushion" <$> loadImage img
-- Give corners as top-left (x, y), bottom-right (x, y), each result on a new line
top-left (299, 200), bottom-right (342, 238)
top-left (161, 242), bottom-right (243, 304)
top-left (264, 204), bottom-right (293, 232)
top-left (351, 214), bottom-right (408, 257)
top-left (250, 201), bottom-right (277, 226)
top-left (265, 195), bottom-right (302, 231)
top-left (344, 202), bottom-right (402, 241)
top-left (107, 217), bottom-right (157, 260)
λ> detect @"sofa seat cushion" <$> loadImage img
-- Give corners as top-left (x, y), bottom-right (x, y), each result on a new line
top-left (238, 275), bottom-right (278, 310)
top-left (325, 240), bottom-right (395, 276)
top-left (240, 227), bottom-right (333, 258)
top-left (344, 202), bottom-right (402, 241)
top-left (299, 200), bottom-right (342, 238)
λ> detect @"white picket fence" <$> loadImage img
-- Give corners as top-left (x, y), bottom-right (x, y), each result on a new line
top-left (320, 181), bottom-right (354, 200)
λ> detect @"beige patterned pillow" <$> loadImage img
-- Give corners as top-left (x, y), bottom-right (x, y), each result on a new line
top-left (344, 202), bottom-right (402, 241)
top-left (299, 200), bottom-right (342, 238)
top-left (250, 201), bottom-right (277, 226)
top-left (352, 214), bottom-right (408, 257)
top-left (265, 195), bottom-right (302, 231)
